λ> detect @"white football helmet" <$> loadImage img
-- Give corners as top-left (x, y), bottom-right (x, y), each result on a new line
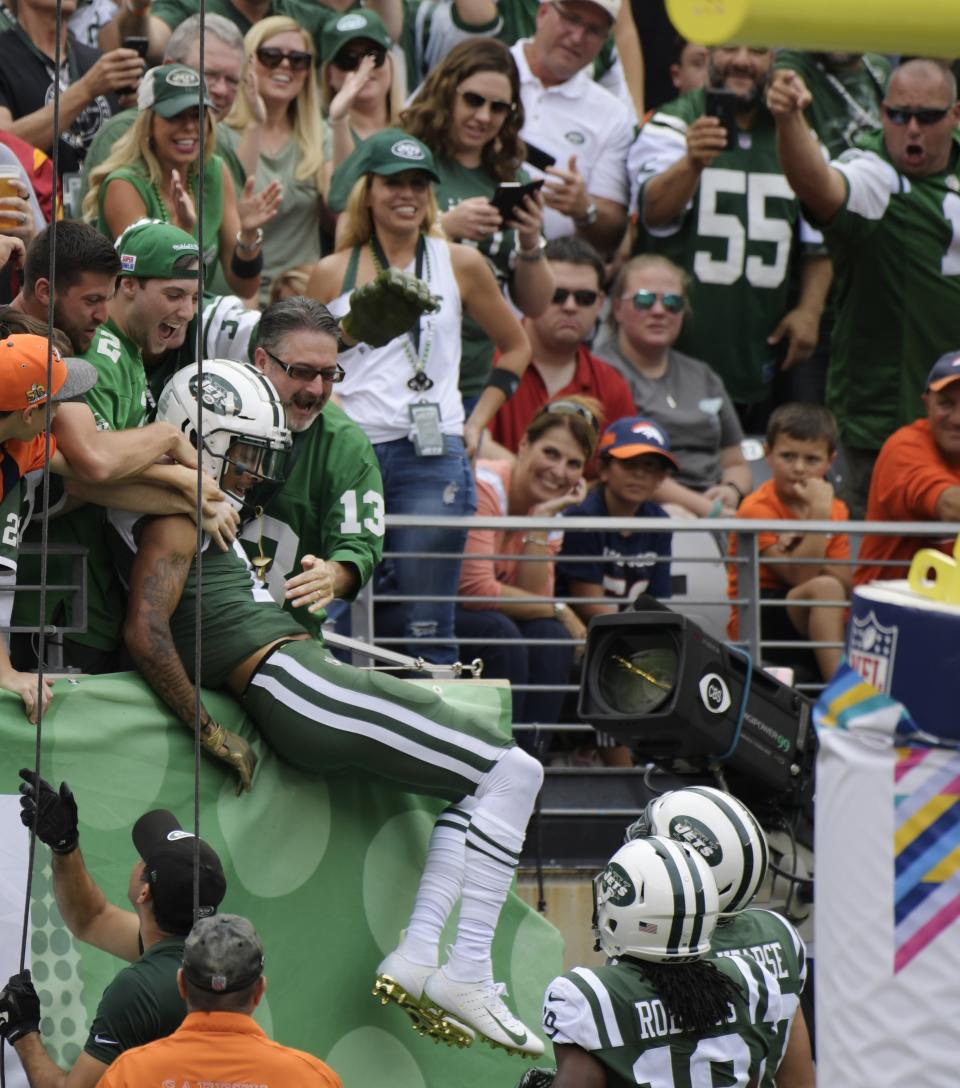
top-left (157, 359), bottom-right (291, 508)
top-left (593, 835), bottom-right (718, 963)
top-left (625, 785), bottom-right (769, 915)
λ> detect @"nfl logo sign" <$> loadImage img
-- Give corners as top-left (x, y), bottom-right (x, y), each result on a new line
top-left (848, 610), bottom-right (898, 692)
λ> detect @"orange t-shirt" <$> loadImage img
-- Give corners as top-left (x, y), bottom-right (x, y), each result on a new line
top-left (855, 419), bottom-right (960, 586)
top-left (96, 1011), bottom-right (342, 1088)
top-left (0, 434), bottom-right (56, 502)
top-left (726, 478), bottom-right (850, 638)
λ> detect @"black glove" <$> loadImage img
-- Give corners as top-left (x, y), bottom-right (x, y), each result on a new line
top-left (516, 1070), bottom-right (556, 1088)
top-left (341, 267), bottom-right (440, 349)
top-left (0, 970), bottom-right (41, 1044)
top-left (18, 769), bottom-right (79, 854)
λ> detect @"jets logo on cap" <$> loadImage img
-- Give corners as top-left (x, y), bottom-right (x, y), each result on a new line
top-left (391, 139), bottom-right (425, 161)
top-left (167, 69), bottom-right (200, 87)
top-left (336, 12), bottom-right (368, 30)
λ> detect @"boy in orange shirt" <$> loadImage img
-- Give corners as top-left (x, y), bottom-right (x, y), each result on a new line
top-left (727, 403), bottom-right (851, 682)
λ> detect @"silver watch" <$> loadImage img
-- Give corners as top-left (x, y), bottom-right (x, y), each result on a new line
top-left (553, 601), bottom-right (568, 616)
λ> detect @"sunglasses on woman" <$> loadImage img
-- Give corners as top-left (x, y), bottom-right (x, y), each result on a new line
top-left (456, 88), bottom-right (515, 116)
top-left (552, 287), bottom-right (599, 306)
top-left (256, 46), bottom-right (313, 71)
top-left (624, 289), bottom-right (685, 313)
top-left (543, 399), bottom-right (599, 431)
top-left (333, 45), bottom-right (387, 71)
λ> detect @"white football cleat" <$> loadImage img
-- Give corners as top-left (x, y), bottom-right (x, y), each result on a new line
top-left (373, 949), bottom-right (474, 1049)
top-left (421, 966), bottom-right (545, 1058)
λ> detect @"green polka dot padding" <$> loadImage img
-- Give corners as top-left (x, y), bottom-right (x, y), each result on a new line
top-left (0, 673), bottom-right (563, 1086)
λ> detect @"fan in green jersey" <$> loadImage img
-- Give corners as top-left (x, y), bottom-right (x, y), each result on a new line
top-left (542, 835), bottom-right (784, 1088)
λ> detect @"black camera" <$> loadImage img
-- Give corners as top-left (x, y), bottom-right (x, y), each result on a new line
top-left (577, 609), bottom-right (814, 809)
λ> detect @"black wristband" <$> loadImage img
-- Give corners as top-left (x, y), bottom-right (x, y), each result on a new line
top-left (230, 250), bottom-right (264, 279)
top-left (722, 480), bottom-right (745, 505)
top-left (484, 368), bottom-right (521, 400)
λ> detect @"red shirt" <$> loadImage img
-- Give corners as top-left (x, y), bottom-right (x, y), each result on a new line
top-left (855, 419), bottom-right (960, 585)
top-left (0, 434), bottom-right (55, 502)
top-left (727, 478), bottom-right (850, 638)
top-left (487, 344), bottom-right (636, 453)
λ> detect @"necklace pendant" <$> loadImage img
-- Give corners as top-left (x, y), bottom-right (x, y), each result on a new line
top-left (407, 372), bottom-right (434, 392)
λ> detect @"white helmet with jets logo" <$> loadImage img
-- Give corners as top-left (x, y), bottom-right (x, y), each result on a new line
top-left (625, 785), bottom-right (769, 915)
top-left (593, 835), bottom-right (718, 963)
top-left (157, 359), bottom-right (291, 508)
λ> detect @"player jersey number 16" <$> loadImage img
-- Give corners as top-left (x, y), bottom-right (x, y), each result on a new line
top-left (632, 1031), bottom-right (752, 1086)
top-left (693, 169), bottom-right (794, 290)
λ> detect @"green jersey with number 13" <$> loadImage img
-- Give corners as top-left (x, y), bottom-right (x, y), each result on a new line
top-left (631, 88), bottom-right (823, 403)
top-left (238, 400), bottom-right (384, 640)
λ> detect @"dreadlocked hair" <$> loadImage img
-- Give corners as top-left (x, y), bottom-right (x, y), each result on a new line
top-left (635, 959), bottom-right (744, 1034)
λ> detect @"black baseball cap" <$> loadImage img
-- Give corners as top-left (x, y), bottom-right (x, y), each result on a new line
top-left (182, 914), bottom-right (264, 994)
top-left (132, 810), bottom-right (227, 935)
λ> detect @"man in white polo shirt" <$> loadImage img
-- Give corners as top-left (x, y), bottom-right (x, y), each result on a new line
top-left (512, 0), bottom-right (632, 253)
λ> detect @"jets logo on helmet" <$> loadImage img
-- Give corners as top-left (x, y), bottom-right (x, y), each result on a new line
top-left (594, 836), bottom-right (717, 963)
top-left (627, 786), bottom-right (768, 915)
top-left (158, 360), bottom-right (291, 510)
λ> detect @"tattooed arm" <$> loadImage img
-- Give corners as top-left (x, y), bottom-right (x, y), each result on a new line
top-left (123, 515), bottom-right (257, 792)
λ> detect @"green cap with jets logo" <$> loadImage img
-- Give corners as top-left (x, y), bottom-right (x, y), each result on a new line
top-left (115, 218), bottom-right (200, 280)
top-left (138, 63), bottom-right (214, 118)
top-left (327, 127), bottom-right (439, 211)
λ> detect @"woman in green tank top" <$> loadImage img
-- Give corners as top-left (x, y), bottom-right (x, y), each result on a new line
top-left (402, 38), bottom-right (554, 415)
top-left (82, 64), bottom-right (282, 300)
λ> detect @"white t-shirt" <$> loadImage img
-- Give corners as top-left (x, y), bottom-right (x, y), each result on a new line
top-left (511, 38), bottom-right (633, 240)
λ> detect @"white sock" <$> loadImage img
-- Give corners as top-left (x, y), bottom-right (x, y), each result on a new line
top-left (445, 748), bottom-right (543, 982)
top-left (398, 798), bottom-right (477, 966)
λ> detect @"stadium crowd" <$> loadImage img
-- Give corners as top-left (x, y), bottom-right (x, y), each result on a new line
top-left (0, 0), bottom-right (959, 1077)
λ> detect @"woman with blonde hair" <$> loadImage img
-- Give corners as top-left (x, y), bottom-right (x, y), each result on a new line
top-left (319, 9), bottom-right (404, 179)
top-left (306, 128), bottom-right (530, 667)
top-left (221, 16), bottom-right (328, 303)
top-left (83, 64), bottom-right (281, 299)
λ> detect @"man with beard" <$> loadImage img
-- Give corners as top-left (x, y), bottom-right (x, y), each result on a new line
top-left (13, 217), bottom-right (222, 675)
top-left (628, 45), bottom-right (832, 431)
top-left (238, 296), bottom-right (385, 638)
top-left (769, 58), bottom-right (960, 517)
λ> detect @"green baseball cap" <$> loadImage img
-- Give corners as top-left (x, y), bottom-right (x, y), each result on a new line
top-left (320, 9), bottom-right (391, 63)
top-left (138, 64), bottom-right (213, 118)
top-left (115, 219), bottom-right (200, 279)
top-left (327, 128), bottom-right (439, 212)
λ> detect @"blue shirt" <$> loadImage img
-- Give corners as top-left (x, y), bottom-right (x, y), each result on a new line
top-left (556, 487), bottom-right (672, 602)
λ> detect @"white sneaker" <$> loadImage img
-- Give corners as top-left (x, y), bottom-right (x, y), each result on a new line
top-left (422, 966), bottom-right (545, 1058)
top-left (373, 949), bottom-right (474, 1049)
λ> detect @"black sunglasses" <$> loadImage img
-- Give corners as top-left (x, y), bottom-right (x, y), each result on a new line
top-left (456, 88), bottom-right (515, 117)
top-left (624, 289), bottom-right (685, 313)
top-left (256, 46), bottom-right (313, 71)
top-left (265, 348), bottom-right (344, 384)
top-left (883, 104), bottom-right (951, 126)
top-left (543, 398), bottom-right (600, 432)
top-left (332, 45), bottom-right (387, 71)
top-left (552, 287), bottom-right (599, 306)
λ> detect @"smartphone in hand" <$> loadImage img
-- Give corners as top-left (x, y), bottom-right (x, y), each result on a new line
top-left (705, 88), bottom-right (739, 152)
top-left (490, 179), bottom-right (545, 222)
top-left (121, 36), bottom-right (149, 96)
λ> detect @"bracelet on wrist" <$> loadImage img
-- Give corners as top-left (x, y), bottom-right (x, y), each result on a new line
top-left (235, 227), bottom-right (263, 254)
top-left (516, 236), bottom-right (546, 261)
top-left (722, 480), bottom-right (746, 505)
top-left (522, 535), bottom-right (550, 547)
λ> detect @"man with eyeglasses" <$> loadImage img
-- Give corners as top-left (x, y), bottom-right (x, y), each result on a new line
top-left (235, 295), bottom-right (386, 639)
top-left (769, 57), bottom-right (960, 518)
top-left (508, 0), bottom-right (632, 252)
top-left (488, 236), bottom-right (634, 457)
top-left (630, 45), bottom-right (832, 435)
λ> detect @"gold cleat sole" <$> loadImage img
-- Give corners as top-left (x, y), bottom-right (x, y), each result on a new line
top-left (373, 974), bottom-right (474, 1049)
top-left (418, 997), bottom-right (541, 1060)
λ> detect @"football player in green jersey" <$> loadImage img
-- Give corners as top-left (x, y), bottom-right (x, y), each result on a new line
top-left (115, 358), bottom-right (546, 1059)
top-left (769, 58), bottom-right (960, 516)
top-left (630, 45), bottom-right (832, 425)
top-left (543, 835), bottom-right (783, 1087)
top-left (626, 787), bottom-right (813, 1088)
